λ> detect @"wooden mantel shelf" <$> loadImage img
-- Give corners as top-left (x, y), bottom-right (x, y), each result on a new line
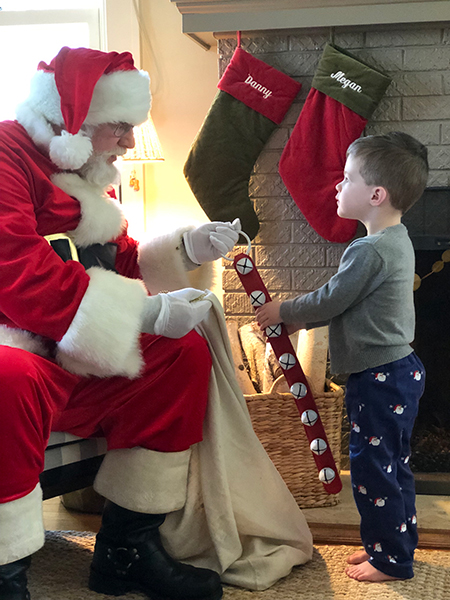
top-left (170, 0), bottom-right (450, 49)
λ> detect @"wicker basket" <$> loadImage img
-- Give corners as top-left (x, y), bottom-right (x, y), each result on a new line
top-left (245, 376), bottom-right (344, 508)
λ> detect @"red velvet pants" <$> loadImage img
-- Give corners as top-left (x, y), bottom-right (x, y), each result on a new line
top-left (0, 331), bottom-right (211, 503)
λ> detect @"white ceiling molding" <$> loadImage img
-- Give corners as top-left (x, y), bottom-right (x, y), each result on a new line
top-left (170, 0), bottom-right (450, 49)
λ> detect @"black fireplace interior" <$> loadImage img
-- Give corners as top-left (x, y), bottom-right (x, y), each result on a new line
top-left (403, 187), bottom-right (450, 475)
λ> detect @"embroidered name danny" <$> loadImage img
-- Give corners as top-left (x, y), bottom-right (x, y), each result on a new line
top-left (330, 71), bottom-right (362, 93)
top-left (245, 75), bottom-right (273, 99)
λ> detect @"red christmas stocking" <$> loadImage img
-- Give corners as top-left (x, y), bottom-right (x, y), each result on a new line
top-left (279, 44), bottom-right (391, 243)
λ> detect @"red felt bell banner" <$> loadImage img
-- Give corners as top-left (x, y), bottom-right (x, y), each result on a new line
top-left (233, 251), bottom-right (342, 495)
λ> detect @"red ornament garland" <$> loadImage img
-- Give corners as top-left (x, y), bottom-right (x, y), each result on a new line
top-left (233, 251), bottom-right (342, 495)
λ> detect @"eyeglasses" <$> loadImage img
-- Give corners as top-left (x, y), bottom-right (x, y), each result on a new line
top-left (112, 122), bottom-right (134, 137)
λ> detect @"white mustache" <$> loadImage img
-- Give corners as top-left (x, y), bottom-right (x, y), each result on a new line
top-left (97, 148), bottom-right (127, 160)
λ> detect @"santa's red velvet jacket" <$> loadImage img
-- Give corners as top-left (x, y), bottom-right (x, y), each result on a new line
top-left (0, 120), bottom-right (211, 379)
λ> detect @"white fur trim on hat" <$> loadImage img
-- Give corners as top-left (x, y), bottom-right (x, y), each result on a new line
top-left (17, 68), bottom-right (150, 129)
top-left (88, 69), bottom-right (151, 126)
top-left (16, 67), bottom-right (150, 169)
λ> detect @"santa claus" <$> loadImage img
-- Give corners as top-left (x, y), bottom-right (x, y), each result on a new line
top-left (0, 47), bottom-right (312, 600)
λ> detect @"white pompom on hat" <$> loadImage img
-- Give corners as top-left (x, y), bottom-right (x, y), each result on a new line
top-left (16, 46), bottom-right (151, 170)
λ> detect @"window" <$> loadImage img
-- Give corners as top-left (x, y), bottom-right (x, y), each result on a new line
top-left (0, 1), bottom-right (102, 120)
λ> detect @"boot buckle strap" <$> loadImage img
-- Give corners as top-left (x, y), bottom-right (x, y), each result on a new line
top-left (107, 547), bottom-right (140, 576)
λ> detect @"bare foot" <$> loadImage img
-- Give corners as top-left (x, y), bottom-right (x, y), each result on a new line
top-left (345, 560), bottom-right (403, 582)
top-left (347, 550), bottom-right (370, 565)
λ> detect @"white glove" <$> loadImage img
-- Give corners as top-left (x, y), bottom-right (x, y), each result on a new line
top-left (152, 288), bottom-right (212, 338)
top-left (183, 218), bottom-right (241, 264)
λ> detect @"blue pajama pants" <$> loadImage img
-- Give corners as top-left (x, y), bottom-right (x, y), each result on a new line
top-left (345, 352), bottom-right (425, 579)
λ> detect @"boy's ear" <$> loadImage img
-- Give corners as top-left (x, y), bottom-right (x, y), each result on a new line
top-left (370, 186), bottom-right (388, 207)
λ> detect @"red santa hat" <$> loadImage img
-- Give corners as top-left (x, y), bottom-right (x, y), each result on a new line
top-left (16, 46), bottom-right (151, 170)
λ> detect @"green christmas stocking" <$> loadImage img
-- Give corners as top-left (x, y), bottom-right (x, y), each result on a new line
top-left (184, 47), bottom-right (301, 240)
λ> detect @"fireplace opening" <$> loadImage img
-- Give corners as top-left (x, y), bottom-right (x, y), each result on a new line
top-left (403, 187), bottom-right (450, 494)
top-left (411, 241), bottom-right (450, 472)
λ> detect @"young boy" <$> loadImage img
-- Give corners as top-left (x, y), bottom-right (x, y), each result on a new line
top-left (256, 132), bottom-right (429, 582)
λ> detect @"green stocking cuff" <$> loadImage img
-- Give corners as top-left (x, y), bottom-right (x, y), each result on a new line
top-left (312, 43), bottom-right (391, 120)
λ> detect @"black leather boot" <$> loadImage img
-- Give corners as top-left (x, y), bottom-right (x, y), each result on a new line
top-left (0, 557), bottom-right (31, 600)
top-left (89, 501), bottom-right (222, 600)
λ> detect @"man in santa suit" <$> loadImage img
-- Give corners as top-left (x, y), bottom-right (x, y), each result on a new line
top-left (0, 46), bottom-right (316, 600)
top-left (0, 47), bottom-right (242, 600)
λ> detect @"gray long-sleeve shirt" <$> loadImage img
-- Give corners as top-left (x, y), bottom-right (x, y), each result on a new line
top-left (280, 224), bottom-right (415, 374)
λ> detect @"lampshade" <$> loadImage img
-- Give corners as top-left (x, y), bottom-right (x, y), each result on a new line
top-left (123, 114), bottom-right (164, 162)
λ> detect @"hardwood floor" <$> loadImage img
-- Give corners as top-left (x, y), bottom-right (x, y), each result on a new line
top-left (45, 497), bottom-right (367, 546)
top-left (43, 497), bottom-right (101, 533)
top-left (44, 488), bottom-right (450, 551)
top-left (308, 522), bottom-right (450, 550)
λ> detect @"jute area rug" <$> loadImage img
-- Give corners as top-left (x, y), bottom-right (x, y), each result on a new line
top-left (29, 531), bottom-right (450, 600)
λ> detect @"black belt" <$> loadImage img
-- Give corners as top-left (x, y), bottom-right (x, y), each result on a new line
top-left (47, 236), bottom-right (118, 273)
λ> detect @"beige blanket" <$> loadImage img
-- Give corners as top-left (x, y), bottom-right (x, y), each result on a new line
top-left (161, 292), bottom-right (313, 591)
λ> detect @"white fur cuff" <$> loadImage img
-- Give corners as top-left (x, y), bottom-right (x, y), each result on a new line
top-left (56, 267), bottom-right (148, 378)
top-left (138, 227), bottom-right (214, 295)
top-left (0, 484), bottom-right (44, 565)
top-left (94, 447), bottom-right (191, 513)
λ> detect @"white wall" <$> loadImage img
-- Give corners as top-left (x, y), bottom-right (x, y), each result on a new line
top-left (139, 0), bottom-right (219, 235)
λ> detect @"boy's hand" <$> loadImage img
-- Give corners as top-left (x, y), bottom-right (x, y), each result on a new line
top-left (256, 301), bottom-right (305, 335)
top-left (255, 301), bottom-right (283, 329)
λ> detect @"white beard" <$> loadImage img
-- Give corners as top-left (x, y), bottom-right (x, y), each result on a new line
top-left (78, 150), bottom-right (125, 189)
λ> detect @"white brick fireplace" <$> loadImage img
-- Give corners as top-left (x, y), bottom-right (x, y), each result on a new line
top-left (214, 25), bottom-right (450, 486)
top-left (172, 1), bottom-right (450, 487)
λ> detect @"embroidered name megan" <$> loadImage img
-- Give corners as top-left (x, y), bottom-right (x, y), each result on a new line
top-left (330, 71), bottom-right (362, 93)
top-left (245, 75), bottom-right (273, 99)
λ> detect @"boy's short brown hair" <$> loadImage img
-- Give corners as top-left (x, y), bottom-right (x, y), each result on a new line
top-left (347, 131), bottom-right (429, 214)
